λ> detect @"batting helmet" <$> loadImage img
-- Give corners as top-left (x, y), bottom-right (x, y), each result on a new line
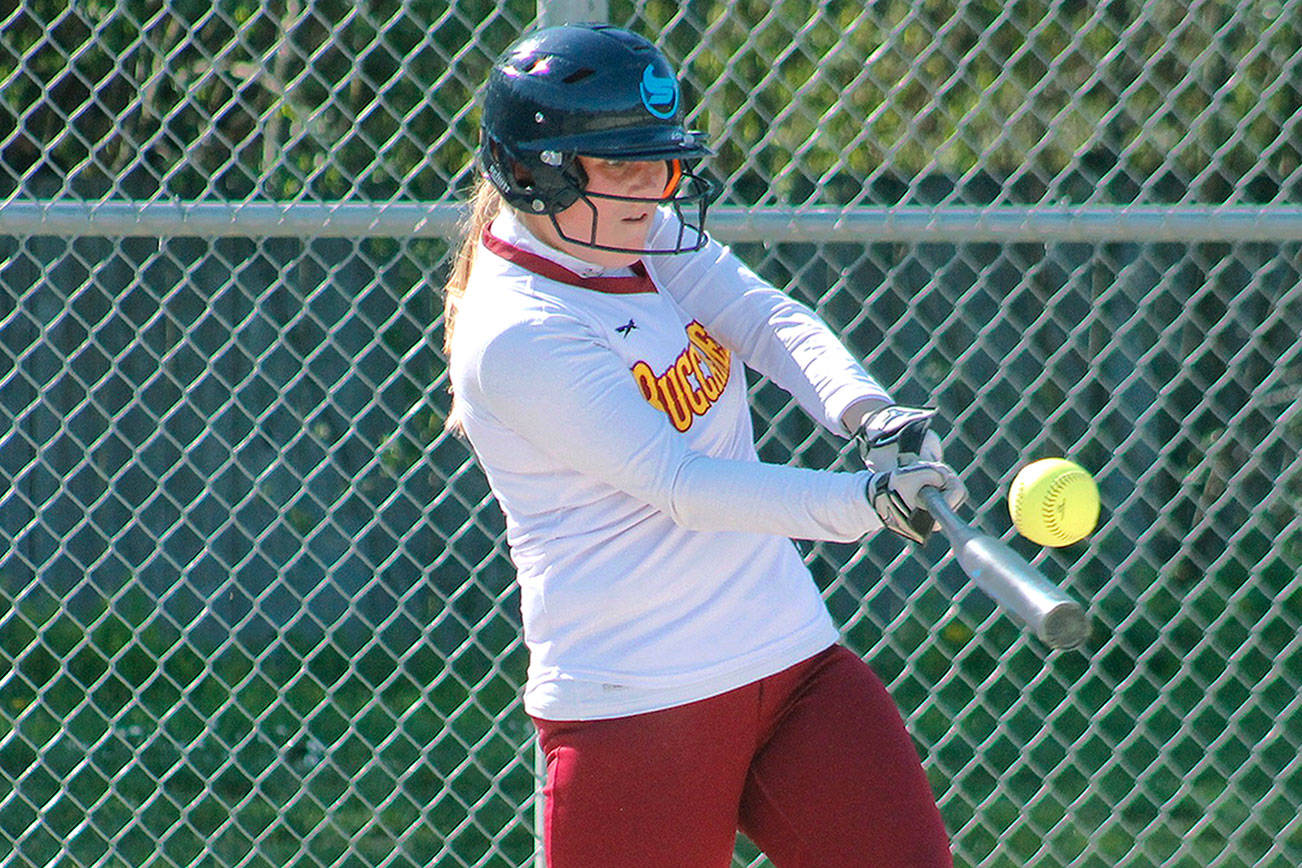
top-left (478, 23), bottom-right (717, 253)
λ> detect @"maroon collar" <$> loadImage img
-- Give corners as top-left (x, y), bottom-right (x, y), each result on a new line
top-left (482, 228), bottom-right (657, 294)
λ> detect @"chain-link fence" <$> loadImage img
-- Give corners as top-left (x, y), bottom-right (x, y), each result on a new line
top-left (2, 2), bottom-right (1300, 866)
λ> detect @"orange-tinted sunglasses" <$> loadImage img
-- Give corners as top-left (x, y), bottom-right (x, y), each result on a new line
top-left (661, 159), bottom-right (683, 199)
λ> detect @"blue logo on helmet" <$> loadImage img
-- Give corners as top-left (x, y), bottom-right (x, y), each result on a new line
top-left (640, 65), bottom-right (679, 119)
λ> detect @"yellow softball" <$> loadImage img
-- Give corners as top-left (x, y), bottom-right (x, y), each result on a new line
top-left (1009, 458), bottom-right (1100, 547)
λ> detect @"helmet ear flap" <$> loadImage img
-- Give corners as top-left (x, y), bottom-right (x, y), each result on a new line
top-left (479, 136), bottom-right (520, 201)
top-left (479, 133), bottom-right (586, 214)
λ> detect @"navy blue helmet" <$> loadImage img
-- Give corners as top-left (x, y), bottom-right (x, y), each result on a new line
top-left (478, 24), bottom-right (718, 253)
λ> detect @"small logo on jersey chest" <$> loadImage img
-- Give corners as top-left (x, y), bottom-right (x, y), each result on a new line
top-left (615, 319), bottom-right (637, 337)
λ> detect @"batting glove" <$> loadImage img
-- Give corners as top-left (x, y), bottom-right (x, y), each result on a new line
top-left (867, 461), bottom-right (967, 544)
top-left (855, 405), bottom-right (944, 471)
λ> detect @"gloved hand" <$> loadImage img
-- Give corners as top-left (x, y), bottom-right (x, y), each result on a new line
top-left (866, 461), bottom-right (968, 544)
top-left (855, 405), bottom-right (944, 471)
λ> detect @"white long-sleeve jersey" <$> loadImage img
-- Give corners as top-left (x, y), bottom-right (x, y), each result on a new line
top-left (448, 208), bottom-right (893, 719)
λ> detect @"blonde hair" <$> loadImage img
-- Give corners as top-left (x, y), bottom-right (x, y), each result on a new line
top-left (444, 175), bottom-right (503, 353)
top-left (442, 176), bottom-right (503, 431)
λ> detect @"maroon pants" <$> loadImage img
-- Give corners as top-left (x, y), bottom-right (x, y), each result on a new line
top-left (532, 645), bottom-right (953, 867)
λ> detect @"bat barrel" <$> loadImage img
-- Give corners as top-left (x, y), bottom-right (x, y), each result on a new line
top-left (921, 487), bottom-right (1090, 650)
top-left (954, 534), bottom-right (1090, 648)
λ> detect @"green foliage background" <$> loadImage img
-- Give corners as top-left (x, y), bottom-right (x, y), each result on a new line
top-left (2, 1), bottom-right (1299, 204)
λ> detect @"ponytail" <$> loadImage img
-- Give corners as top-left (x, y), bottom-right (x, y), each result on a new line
top-left (443, 176), bottom-right (503, 430)
top-left (444, 175), bottom-right (503, 353)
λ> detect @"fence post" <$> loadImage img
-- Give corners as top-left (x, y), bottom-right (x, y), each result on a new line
top-left (529, 10), bottom-right (611, 863)
top-left (536, 0), bottom-right (608, 27)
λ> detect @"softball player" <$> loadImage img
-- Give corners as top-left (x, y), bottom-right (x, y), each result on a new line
top-left (444, 23), bottom-right (965, 867)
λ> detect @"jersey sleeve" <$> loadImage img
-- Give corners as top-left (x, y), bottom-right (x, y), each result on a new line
top-left (644, 211), bottom-right (893, 436)
top-left (465, 312), bottom-right (883, 542)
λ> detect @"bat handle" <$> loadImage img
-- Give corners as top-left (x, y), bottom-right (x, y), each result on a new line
top-left (919, 486), bottom-right (974, 544)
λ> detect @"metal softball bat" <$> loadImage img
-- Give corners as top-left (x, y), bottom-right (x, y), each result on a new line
top-left (920, 487), bottom-right (1090, 650)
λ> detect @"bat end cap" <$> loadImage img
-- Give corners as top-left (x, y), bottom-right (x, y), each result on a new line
top-left (1040, 603), bottom-right (1091, 650)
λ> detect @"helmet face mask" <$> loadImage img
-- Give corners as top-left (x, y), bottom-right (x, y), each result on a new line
top-left (537, 159), bottom-right (717, 254)
top-left (478, 24), bottom-right (719, 255)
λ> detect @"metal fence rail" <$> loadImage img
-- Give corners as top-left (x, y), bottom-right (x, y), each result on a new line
top-left (3, 2), bottom-right (1301, 867)
top-left (7, 201), bottom-right (1302, 243)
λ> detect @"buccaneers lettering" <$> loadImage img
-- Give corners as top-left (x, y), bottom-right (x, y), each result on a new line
top-left (631, 321), bottom-right (731, 432)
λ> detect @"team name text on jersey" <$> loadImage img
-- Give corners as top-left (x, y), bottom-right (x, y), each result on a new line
top-left (630, 321), bottom-right (732, 432)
